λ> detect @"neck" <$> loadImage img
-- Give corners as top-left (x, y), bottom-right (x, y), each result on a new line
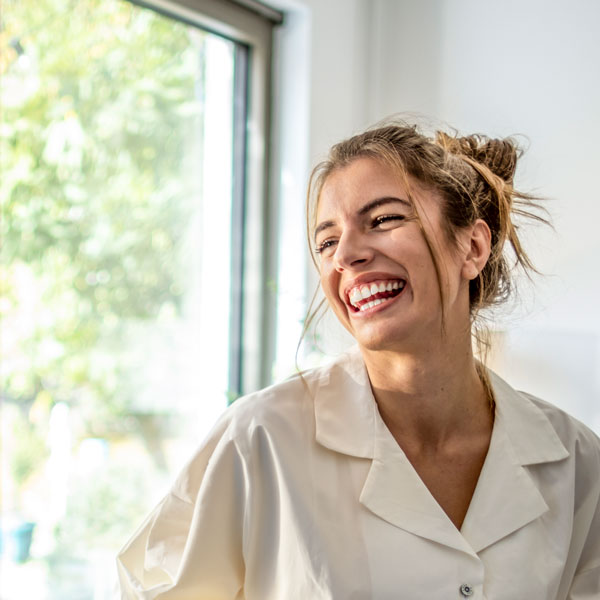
top-left (360, 329), bottom-right (493, 452)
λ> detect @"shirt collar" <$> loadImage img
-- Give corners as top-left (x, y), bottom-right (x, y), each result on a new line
top-left (488, 369), bottom-right (569, 465)
top-left (313, 347), bottom-right (377, 459)
top-left (313, 347), bottom-right (570, 553)
top-left (313, 346), bottom-right (569, 466)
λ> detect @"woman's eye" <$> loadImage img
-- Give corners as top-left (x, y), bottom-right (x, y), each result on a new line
top-left (372, 214), bottom-right (405, 228)
top-left (314, 239), bottom-right (337, 255)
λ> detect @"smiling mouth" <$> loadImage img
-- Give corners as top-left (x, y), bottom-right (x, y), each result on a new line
top-left (347, 279), bottom-right (406, 313)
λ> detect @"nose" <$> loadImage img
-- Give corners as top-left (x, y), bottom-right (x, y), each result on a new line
top-left (333, 231), bottom-right (374, 272)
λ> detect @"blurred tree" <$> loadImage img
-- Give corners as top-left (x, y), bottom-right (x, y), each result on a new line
top-left (1, 0), bottom-right (206, 437)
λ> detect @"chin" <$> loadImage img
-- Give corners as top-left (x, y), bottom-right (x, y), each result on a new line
top-left (353, 328), bottom-right (406, 353)
top-left (351, 317), bottom-right (436, 354)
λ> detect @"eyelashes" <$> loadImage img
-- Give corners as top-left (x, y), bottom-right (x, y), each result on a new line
top-left (314, 214), bottom-right (407, 255)
top-left (314, 239), bottom-right (336, 254)
top-left (372, 214), bottom-right (406, 227)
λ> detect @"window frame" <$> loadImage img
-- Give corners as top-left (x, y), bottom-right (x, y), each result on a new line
top-left (131, 0), bottom-right (280, 395)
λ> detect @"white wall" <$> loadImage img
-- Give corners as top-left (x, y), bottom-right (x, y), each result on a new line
top-left (269, 0), bottom-right (375, 378)
top-left (269, 0), bottom-right (600, 430)
top-left (368, 0), bottom-right (600, 429)
top-left (370, 0), bottom-right (600, 328)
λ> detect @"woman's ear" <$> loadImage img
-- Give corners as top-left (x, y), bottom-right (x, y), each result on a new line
top-left (462, 219), bottom-right (492, 280)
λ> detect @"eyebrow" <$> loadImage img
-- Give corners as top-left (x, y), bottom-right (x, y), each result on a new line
top-left (314, 196), bottom-right (412, 240)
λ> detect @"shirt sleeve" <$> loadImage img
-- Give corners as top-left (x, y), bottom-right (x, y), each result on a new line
top-left (567, 565), bottom-right (600, 600)
top-left (566, 502), bottom-right (600, 599)
top-left (116, 415), bottom-right (248, 599)
top-left (566, 433), bottom-right (600, 599)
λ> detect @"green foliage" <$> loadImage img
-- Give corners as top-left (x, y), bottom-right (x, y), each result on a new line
top-left (53, 461), bottom-right (158, 553)
top-left (1, 0), bottom-right (206, 427)
top-left (9, 410), bottom-right (49, 489)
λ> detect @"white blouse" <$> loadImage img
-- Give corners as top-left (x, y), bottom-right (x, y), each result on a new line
top-left (117, 348), bottom-right (600, 599)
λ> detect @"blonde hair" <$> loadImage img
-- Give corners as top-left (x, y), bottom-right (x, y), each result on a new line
top-left (302, 120), bottom-right (548, 361)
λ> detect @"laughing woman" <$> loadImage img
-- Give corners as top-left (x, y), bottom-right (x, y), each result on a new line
top-left (117, 122), bottom-right (600, 599)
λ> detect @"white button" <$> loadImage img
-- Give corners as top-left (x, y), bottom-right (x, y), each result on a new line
top-left (460, 583), bottom-right (474, 597)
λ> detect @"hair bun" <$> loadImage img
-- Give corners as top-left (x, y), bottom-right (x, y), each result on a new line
top-left (436, 132), bottom-right (518, 183)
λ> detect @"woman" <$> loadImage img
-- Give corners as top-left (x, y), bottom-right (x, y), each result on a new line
top-left (117, 122), bottom-right (600, 599)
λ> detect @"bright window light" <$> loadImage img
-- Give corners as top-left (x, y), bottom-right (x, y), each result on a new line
top-left (0, 1), bottom-right (242, 597)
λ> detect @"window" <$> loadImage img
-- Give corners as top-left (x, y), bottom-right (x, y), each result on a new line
top-left (0, 0), bottom-right (280, 597)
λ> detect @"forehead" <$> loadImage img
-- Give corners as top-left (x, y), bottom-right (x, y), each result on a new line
top-left (313, 156), bottom-right (448, 240)
top-left (317, 157), bottom-right (408, 218)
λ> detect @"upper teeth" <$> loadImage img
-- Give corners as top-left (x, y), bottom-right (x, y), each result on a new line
top-left (348, 280), bottom-right (403, 307)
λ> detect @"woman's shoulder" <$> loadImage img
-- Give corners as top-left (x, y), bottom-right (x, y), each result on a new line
top-left (167, 359), bottom-right (343, 503)
top-left (489, 369), bottom-right (600, 467)
top-left (211, 355), bottom-right (346, 449)
top-left (518, 390), bottom-right (600, 463)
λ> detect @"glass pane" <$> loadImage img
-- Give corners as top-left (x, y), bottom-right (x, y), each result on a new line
top-left (0, 1), bottom-right (237, 597)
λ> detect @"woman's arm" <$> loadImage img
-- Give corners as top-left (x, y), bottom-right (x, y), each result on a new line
top-left (565, 433), bottom-right (600, 599)
top-left (116, 419), bottom-right (248, 599)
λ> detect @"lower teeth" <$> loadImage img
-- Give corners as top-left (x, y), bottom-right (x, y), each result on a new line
top-left (360, 297), bottom-right (387, 311)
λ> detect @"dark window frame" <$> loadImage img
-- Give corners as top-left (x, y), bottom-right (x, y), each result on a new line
top-left (131, 0), bottom-right (280, 396)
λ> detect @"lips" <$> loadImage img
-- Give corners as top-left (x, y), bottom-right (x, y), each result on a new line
top-left (346, 279), bottom-right (406, 312)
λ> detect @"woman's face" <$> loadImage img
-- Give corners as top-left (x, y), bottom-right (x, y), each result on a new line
top-left (314, 157), bottom-right (476, 353)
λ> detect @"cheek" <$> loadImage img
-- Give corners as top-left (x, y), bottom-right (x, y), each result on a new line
top-left (320, 266), bottom-right (349, 317)
top-left (319, 265), bottom-right (338, 299)
top-left (388, 229), bottom-right (434, 270)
